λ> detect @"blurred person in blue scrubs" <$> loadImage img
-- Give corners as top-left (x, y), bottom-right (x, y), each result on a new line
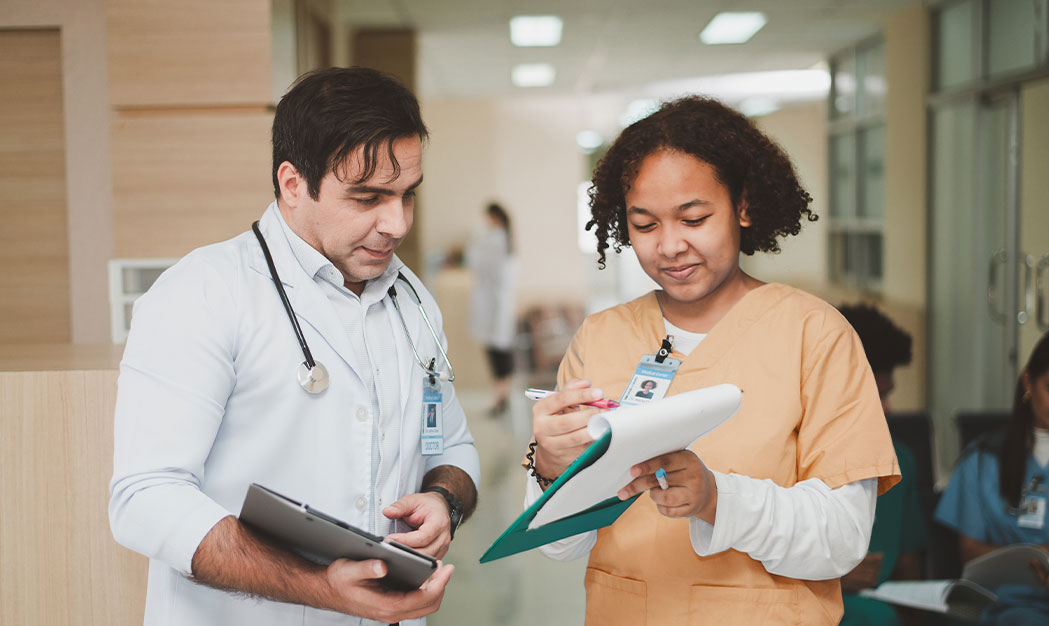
top-left (838, 304), bottom-right (928, 626)
top-left (108, 67), bottom-right (479, 626)
top-left (935, 331), bottom-right (1049, 625)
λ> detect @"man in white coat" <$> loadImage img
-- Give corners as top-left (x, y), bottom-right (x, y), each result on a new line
top-left (109, 67), bottom-right (480, 626)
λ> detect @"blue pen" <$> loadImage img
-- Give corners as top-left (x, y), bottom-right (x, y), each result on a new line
top-left (655, 467), bottom-right (669, 490)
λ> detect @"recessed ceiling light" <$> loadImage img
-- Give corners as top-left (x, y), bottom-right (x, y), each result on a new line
top-left (576, 130), bottom-right (604, 153)
top-left (738, 97), bottom-right (781, 118)
top-left (510, 15), bottom-right (563, 47)
top-left (511, 63), bottom-right (556, 87)
top-left (699, 12), bottom-right (767, 45)
top-left (618, 99), bottom-right (659, 128)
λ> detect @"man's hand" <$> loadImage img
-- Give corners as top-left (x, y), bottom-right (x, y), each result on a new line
top-left (384, 492), bottom-right (453, 559)
top-left (616, 449), bottom-right (718, 524)
top-left (532, 379), bottom-right (602, 481)
top-left (191, 515), bottom-right (454, 622)
top-left (324, 557), bottom-right (454, 623)
top-left (840, 552), bottom-right (884, 592)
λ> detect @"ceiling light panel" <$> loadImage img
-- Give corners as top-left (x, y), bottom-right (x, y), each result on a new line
top-left (510, 15), bottom-right (563, 47)
top-left (699, 12), bottom-right (768, 45)
top-left (511, 63), bottom-right (556, 87)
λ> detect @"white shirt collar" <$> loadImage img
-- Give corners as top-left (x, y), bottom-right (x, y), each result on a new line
top-left (269, 202), bottom-right (404, 303)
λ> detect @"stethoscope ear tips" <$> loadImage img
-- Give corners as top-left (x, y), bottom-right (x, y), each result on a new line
top-left (298, 361), bottom-right (330, 394)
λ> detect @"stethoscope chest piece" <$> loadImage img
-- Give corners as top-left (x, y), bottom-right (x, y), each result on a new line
top-left (297, 361), bottom-right (329, 394)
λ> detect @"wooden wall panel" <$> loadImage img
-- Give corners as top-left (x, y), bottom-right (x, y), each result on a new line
top-left (0, 366), bottom-right (147, 625)
top-left (106, 0), bottom-right (272, 107)
top-left (0, 29), bottom-right (71, 343)
top-left (111, 111), bottom-right (274, 257)
top-left (352, 28), bottom-right (421, 274)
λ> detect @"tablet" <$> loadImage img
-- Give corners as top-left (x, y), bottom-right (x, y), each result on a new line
top-left (238, 483), bottom-right (438, 590)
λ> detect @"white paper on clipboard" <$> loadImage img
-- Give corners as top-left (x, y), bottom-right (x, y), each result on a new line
top-left (528, 383), bottom-right (742, 529)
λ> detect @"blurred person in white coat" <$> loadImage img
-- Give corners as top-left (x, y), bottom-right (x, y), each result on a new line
top-left (466, 202), bottom-right (517, 416)
top-left (108, 67), bottom-right (479, 626)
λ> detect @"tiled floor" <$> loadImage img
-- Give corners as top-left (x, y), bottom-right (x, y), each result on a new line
top-left (430, 386), bottom-right (587, 626)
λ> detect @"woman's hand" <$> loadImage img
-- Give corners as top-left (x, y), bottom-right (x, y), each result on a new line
top-left (616, 449), bottom-right (718, 524)
top-left (531, 379), bottom-right (603, 483)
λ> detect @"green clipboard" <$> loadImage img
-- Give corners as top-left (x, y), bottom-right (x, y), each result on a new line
top-left (479, 430), bottom-right (640, 563)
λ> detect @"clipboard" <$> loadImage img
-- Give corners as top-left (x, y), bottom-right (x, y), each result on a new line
top-left (480, 383), bottom-right (741, 563)
top-left (239, 483), bottom-right (438, 590)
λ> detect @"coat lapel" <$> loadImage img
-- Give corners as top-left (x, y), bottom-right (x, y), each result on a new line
top-left (248, 207), bottom-right (366, 385)
top-left (386, 267), bottom-right (425, 417)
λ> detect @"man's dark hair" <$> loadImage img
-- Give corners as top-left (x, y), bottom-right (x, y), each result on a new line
top-left (837, 304), bottom-right (912, 373)
top-left (587, 96), bottom-right (816, 269)
top-left (271, 66), bottom-right (428, 199)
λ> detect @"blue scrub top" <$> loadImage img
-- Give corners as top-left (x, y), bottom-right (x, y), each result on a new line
top-left (935, 445), bottom-right (1049, 624)
top-left (935, 445), bottom-right (1048, 547)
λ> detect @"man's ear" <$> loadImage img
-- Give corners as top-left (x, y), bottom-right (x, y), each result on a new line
top-left (276, 161), bottom-right (305, 208)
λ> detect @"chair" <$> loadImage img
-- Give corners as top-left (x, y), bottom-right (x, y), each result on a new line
top-left (955, 411), bottom-right (1010, 449)
top-left (885, 412), bottom-right (948, 578)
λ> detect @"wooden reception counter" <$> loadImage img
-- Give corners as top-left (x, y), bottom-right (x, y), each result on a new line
top-left (0, 344), bottom-right (146, 625)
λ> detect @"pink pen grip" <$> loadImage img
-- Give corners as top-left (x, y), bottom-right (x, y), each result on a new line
top-left (585, 398), bottom-right (620, 409)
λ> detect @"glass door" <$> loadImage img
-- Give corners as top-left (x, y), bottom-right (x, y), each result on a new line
top-left (929, 90), bottom-right (1021, 467)
top-left (1019, 78), bottom-right (1049, 365)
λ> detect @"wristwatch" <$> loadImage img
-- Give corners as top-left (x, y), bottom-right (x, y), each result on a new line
top-left (423, 485), bottom-right (464, 540)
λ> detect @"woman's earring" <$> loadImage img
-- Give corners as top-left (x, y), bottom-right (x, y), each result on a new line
top-left (1024, 389), bottom-right (1032, 403)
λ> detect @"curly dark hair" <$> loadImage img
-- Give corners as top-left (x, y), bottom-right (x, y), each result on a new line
top-left (586, 96), bottom-right (815, 268)
top-left (837, 303), bottom-right (913, 373)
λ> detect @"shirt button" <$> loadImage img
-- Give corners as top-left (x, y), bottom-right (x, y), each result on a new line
top-left (356, 407), bottom-right (369, 422)
top-left (355, 496), bottom-right (368, 511)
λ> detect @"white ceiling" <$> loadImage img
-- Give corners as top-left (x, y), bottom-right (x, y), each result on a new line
top-left (338, 0), bottom-right (921, 100)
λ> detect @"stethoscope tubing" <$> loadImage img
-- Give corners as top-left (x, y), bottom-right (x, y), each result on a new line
top-left (252, 219), bottom-right (454, 390)
top-left (388, 280), bottom-right (455, 382)
top-left (252, 221), bottom-right (317, 370)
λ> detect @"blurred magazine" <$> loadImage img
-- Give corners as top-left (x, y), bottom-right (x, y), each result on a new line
top-left (860, 544), bottom-right (1049, 621)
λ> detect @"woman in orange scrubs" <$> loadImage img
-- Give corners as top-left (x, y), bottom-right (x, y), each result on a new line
top-left (526, 97), bottom-right (900, 625)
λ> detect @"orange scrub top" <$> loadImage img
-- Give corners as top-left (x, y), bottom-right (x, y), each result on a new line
top-left (558, 284), bottom-right (900, 626)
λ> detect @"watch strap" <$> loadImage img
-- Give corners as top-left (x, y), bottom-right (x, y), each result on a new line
top-left (422, 485), bottom-right (463, 539)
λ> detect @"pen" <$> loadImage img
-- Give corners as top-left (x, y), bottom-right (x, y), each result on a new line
top-left (655, 467), bottom-right (669, 490)
top-left (524, 388), bottom-right (620, 410)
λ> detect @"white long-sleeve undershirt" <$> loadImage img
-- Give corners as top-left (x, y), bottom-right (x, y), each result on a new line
top-left (524, 472), bottom-right (877, 580)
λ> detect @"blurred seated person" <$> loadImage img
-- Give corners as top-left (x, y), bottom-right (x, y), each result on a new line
top-left (839, 304), bottom-right (928, 626)
top-left (935, 331), bottom-right (1049, 625)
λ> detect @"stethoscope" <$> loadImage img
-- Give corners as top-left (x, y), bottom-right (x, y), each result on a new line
top-left (252, 221), bottom-right (455, 394)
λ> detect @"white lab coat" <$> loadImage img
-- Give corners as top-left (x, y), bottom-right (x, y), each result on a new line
top-left (465, 227), bottom-right (516, 350)
top-left (109, 205), bottom-right (480, 626)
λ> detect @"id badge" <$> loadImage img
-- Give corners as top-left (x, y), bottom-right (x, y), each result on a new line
top-left (1018, 494), bottom-right (1046, 530)
top-left (421, 377), bottom-right (443, 456)
top-left (619, 354), bottom-right (681, 406)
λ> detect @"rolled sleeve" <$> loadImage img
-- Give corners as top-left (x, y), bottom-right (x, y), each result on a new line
top-left (109, 480), bottom-right (231, 575)
top-left (108, 255), bottom-right (239, 574)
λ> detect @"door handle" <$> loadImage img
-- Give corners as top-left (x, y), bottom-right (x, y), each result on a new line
top-left (1018, 253), bottom-right (1035, 324)
top-left (988, 248), bottom-right (1007, 324)
top-left (1038, 253), bottom-right (1049, 331)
